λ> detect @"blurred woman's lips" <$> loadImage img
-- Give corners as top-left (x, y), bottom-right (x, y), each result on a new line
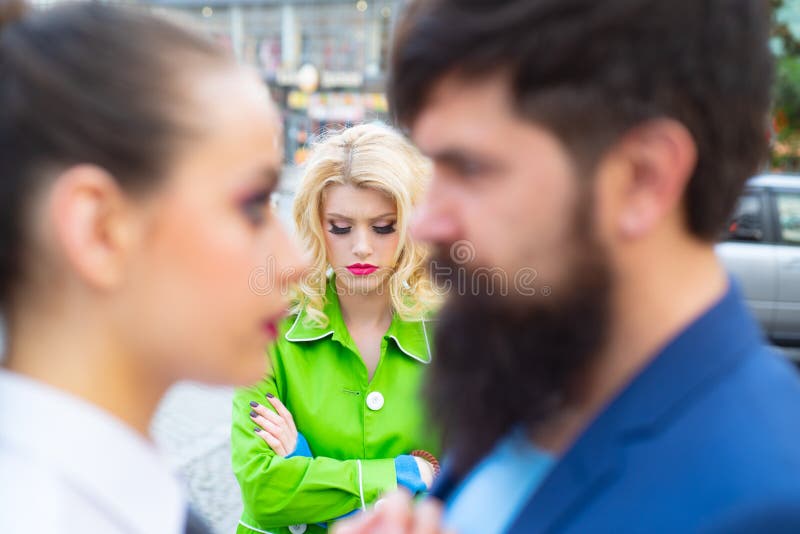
top-left (261, 313), bottom-right (284, 339)
top-left (262, 321), bottom-right (278, 339)
top-left (347, 263), bottom-right (378, 276)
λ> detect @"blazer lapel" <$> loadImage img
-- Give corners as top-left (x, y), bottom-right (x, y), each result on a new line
top-left (431, 465), bottom-right (461, 502)
top-left (506, 408), bottom-right (624, 533)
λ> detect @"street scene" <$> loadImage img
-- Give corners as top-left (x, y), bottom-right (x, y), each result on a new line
top-left (145, 170), bottom-right (800, 533)
top-left (152, 383), bottom-right (242, 534)
top-left (4, 1), bottom-right (800, 533)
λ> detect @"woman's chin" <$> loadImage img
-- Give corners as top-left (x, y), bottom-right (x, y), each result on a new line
top-left (341, 277), bottom-right (388, 296)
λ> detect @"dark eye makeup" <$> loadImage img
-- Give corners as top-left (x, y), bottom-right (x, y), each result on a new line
top-left (327, 222), bottom-right (396, 235)
top-left (372, 224), bottom-right (396, 234)
top-left (329, 223), bottom-right (351, 235)
top-left (241, 189), bottom-right (274, 225)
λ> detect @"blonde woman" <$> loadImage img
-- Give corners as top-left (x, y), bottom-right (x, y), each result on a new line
top-left (231, 123), bottom-right (441, 534)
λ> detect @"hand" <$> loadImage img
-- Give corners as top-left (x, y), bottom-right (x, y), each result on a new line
top-left (250, 394), bottom-right (297, 456)
top-left (332, 490), bottom-right (455, 534)
top-left (414, 457), bottom-right (435, 490)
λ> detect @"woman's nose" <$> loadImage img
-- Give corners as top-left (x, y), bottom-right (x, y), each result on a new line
top-left (352, 227), bottom-right (373, 259)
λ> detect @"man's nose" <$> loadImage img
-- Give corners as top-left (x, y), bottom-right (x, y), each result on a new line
top-left (410, 183), bottom-right (460, 245)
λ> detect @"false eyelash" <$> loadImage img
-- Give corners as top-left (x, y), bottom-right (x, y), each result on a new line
top-left (329, 224), bottom-right (351, 235)
top-left (372, 224), bottom-right (396, 234)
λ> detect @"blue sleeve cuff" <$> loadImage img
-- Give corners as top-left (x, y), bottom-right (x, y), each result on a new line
top-left (287, 432), bottom-right (312, 458)
top-left (317, 457), bottom-right (423, 528)
top-left (395, 454), bottom-right (426, 494)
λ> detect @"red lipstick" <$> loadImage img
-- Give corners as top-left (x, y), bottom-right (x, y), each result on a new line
top-left (262, 320), bottom-right (279, 339)
top-left (347, 263), bottom-right (378, 276)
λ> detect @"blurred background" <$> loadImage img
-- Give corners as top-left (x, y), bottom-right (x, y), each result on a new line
top-left (22, 0), bottom-right (800, 170)
top-left (772, 0), bottom-right (800, 170)
top-left (0, 0), bottom-right (797, 531)
top-left (34, 0), bottom-right (405, 165)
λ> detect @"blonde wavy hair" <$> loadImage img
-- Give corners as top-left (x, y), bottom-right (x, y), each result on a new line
top-left (291, 122), bottom-right (439, 327)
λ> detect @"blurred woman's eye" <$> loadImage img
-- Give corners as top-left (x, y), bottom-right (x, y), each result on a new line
top-left (461, 161), bottom-right (484, 176)
top-left (329, 223), bottom-right (351, 235)
top-left (372, 223), bottom-right (396, 235)
top-left (241, 189), bottom-right (275, 225)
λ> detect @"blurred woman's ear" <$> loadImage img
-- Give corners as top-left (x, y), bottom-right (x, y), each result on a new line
top-left (48, 164), bottom-right (143, 291)
top-left (0, 2), bottom-right (229, 310)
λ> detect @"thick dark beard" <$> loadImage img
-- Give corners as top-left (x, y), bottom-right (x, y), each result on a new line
top-left (426, 231), bottom-right (612, 476)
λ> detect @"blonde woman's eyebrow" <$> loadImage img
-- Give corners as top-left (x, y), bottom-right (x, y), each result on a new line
top-left (326, 212), bottom-right (397, 222)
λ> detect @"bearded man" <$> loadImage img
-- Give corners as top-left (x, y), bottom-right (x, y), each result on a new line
top-left (335, 1), bottom-right (800, 533)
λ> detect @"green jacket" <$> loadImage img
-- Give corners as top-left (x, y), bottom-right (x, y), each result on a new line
top-left (231, 283), bottom-right (440, 534)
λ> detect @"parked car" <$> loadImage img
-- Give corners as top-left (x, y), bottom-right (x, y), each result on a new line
top-left (717, 174), bottom-right (800, 347)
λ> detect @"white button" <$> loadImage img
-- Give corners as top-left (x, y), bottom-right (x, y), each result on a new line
top-left (288, 524), bottom-right (307, 534)
top-left (366, 391), bottom-right (384, 411)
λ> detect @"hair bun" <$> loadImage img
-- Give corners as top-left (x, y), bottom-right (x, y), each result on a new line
top-left (0, 0), bottom-right (28, 34)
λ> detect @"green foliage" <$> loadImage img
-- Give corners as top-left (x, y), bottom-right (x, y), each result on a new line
top-left (772, 0), bottom-right (800, 169)
top-left (775, 56), bottom-right (800, 138)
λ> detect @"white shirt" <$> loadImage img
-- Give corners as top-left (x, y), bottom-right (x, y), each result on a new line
top-left (0, 369), bottom-right (187, 534)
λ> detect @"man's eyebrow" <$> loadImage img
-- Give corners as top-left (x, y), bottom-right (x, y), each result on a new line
top-left (427, 148), bottom-right (498, 169)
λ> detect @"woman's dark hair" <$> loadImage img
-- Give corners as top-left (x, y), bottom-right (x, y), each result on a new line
top-left (389, 0), bottom-right (774, 241)
top-left (0, 0), bottom-right (228, 308)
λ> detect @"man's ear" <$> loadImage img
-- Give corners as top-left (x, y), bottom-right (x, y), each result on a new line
top-left (610, 118), bottom-right (697, 240)
top-left (47, 164), bottom-right (139, 292)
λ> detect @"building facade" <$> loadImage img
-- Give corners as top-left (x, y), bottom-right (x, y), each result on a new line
top-left (148, 0), bottom-right (405, 162)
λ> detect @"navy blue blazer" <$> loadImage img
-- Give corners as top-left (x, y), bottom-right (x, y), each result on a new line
top-left (434, 282), bottom-right (800, 533)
